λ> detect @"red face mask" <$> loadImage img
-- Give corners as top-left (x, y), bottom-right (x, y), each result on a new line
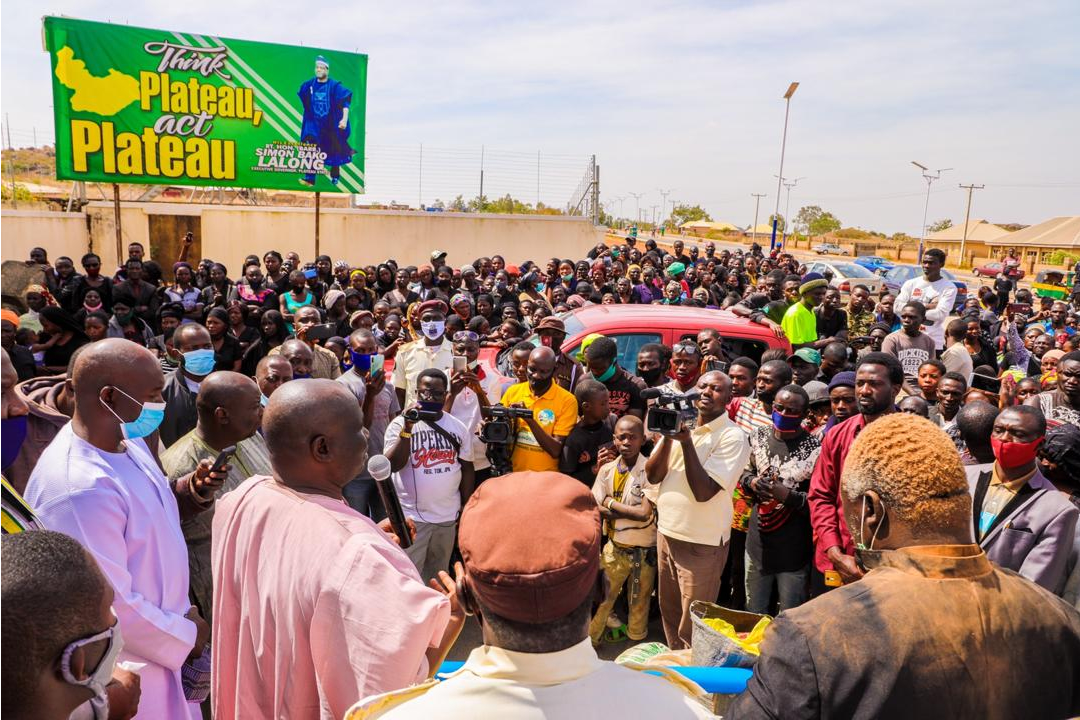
top-left (991, 436), bottom-right (1043, 469)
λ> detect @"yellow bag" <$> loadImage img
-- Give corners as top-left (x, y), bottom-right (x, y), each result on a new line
top-left (700, 615), bottom-right (772, 656)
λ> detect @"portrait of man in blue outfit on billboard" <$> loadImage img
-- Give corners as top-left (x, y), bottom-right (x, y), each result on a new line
top-left (297, 55), bottom-right (354, 187)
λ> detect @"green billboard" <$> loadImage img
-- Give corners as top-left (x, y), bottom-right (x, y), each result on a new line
top-left (43, 16), bottom-right (367, 193)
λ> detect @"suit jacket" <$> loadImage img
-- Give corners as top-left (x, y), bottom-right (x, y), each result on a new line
top-left (729, 544), bottom-right (1080, 720)
top-left (160, 370), bottom-right (198, 450)
top-left (970, 467), bottom-right (1078, 595)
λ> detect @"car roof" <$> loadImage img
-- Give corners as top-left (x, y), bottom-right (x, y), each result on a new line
top-left (561, 304), bottom-right (783, 341)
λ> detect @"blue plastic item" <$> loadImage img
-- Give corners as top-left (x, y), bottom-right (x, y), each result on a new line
top-left (436, 662), bottom-right (752, 694)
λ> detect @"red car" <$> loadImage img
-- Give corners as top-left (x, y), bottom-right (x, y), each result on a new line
top-left (972, 261), bottom-right (1025, 279)
top-left (478, 304), bottom-right (792, 384)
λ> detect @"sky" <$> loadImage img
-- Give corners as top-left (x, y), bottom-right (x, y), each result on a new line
top-left (3, 0), bottom-right (1078, 236)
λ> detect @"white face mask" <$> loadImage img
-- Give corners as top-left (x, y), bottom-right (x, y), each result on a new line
top-left (61, 622), bottom-right (123, 720)
top-left (421, 320), bottom-right (445, 340)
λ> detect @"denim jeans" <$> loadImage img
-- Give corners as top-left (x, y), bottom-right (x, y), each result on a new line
top-left (343, 477), bottom-right (386, 522)
top-left (744, 552), bottom-right (808, 614)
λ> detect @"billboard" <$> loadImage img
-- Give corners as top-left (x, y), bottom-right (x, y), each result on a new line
top-left (43, 16), bottom-right (366, 193)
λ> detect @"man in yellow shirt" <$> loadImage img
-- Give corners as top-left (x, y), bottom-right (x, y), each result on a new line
top-left (500, 347), bottom-right (577, 473)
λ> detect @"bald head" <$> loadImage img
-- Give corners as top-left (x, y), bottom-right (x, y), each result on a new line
top-left (263, 379), bottom-right (367, 492)
top-left (196, 371), bottom-right (263, 443)
top-left (72, 338), bottom-right (160, 400)
top-left (279, 339), bottom-right (314, 378)
top-left (173, 323), bottom-right (211, 352)
top-left (255, 355), bottom-right (293, 397)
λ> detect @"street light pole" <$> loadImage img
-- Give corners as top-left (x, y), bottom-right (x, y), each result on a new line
top-left (912, 161), bottom-right (951, 263)
top-left (628, 192), bottom-right (644, 229)
top-left (771, 82), bottom-right (799, 252)
top-left (658, 188), bottom-right (674, 227)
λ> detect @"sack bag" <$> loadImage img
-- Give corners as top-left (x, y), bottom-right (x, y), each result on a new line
top-left (689, 600), bottom-right (771, 668)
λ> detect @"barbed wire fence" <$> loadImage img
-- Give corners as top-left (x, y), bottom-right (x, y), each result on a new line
top-left (3, 123), bottom-right (600, 219)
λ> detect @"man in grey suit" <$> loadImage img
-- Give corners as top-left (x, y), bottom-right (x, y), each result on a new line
top-left (971, 405), bottom-right (1078, 596)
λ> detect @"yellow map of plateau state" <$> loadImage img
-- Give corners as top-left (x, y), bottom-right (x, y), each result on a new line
top-left (55, 46), bottom-right (139, 115)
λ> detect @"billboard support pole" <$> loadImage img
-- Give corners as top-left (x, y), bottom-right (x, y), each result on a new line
top-left (112, 183), bottom-right (123, 266)
top-left (314, 191), bottom-right (321, 257)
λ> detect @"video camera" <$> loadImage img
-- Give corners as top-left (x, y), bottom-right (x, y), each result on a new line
top-left (402, 406), bottom-right (442, 423)
top-left (479, 405), bottom-right (534, 444)
top-left (642, 388), bottom-right (700, 436)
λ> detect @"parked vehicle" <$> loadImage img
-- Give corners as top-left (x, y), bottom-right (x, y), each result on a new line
top-left (882, 264), bottom-right (968, 311)
top-left (853, 255), bottom-right (895, 274)
top-left (803, 260), bottom-right (884, 297)
top-left (972, 261), bottom-right (1025, 279)
top-left (479, 304), bottom-right (791, 383)
top-left (813, 242), bottom-right (848, 256)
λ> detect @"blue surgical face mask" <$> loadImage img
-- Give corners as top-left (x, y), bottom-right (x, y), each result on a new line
top-left (260, 394), bottom-right (270, 407)
top-left (772, 410), bottom-right (804, 433)
top-left (101, 387), bottom-right (166, 440)
top-left (182, 348), bottom-right (216, 377)
top-left (350, 350), bottom-right (373, 372)
top-left (1, 415), bottom-right (28, 470)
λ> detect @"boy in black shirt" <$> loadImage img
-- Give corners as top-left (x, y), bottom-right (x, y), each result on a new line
top-left (583, 336), bottom-right (646, 419)
top-left (559, 379), bottom-right (615, 485)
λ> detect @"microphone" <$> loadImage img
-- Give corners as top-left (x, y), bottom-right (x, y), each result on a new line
top-left (367, 454), bottom-right (411, 549)
top-left (640, 387), bottom-right (666, 400)
top-left (641, 387), bottom-right (701, 402)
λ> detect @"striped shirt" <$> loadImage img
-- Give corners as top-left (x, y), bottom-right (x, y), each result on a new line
top-left (731, 396), bottom-right (772, 434)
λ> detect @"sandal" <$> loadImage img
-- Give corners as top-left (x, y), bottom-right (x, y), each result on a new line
top-left (602, 624), bottom-right (629, 644)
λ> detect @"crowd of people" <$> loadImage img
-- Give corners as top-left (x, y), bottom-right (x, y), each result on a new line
top-left (3, 233), bottom-right (1080, 719)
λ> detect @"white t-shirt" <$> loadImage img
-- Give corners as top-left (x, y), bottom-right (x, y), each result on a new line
top-left (895, 276), bottom-right (957, 348)
top-left (385, 413), bottom-right (474, 524)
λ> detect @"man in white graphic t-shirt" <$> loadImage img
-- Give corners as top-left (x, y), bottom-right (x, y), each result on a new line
top-left (385, 368), bottom-right (475, 583)
top-left (895, 248), bottom-right (957, 350)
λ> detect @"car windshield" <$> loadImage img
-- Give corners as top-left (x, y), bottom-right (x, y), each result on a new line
top-left (832, 263), bottom-right (876, 278)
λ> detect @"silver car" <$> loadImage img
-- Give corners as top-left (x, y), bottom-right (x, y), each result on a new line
top-left (804, 260), bottom-right (884, 296)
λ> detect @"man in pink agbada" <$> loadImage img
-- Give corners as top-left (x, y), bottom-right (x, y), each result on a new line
top-left (211, 379), bottom-right (465, 719)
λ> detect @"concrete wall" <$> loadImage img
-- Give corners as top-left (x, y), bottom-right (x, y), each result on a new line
top-left (1, 210), bottom-right (91, 264)
top-left (2, 204), bottom-right (605, 274)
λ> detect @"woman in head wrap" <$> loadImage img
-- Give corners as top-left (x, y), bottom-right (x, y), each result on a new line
top-left (205, 306), bottom-right (243, 372)
top-left (108, 290), bottom-right (155, 347)
top-left (31, 306), bottom-right (88, 374)
top-left (240, 309), bottom-right (290, 377)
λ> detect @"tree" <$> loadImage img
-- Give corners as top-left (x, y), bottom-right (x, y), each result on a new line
top-left (448, 195), bottom-right (467, 212)
top-left (767, 213), bottom-right (785, 233)
top-left (809, 212), bottom-right (842, 236)
top-left (671, 204), bottom-right (712, 227)
top-left (928, 218), bottom-right (953, 233)
top-left (795, 205), bottom-right (841, 237)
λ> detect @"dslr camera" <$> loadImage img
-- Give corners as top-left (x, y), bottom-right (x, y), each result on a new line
top-left (479, 405), bottom-right (534, 444)
top-left (644, 388), bottom-right (700, 436)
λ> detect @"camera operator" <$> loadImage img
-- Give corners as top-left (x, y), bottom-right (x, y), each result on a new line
top-left (385, 368), bottom-right (475, 584)
top-left (499, 346), bottom-right (578, 473)
top-left (645, 370), bottom-right (751, 650)
top-left (445, 331), bottom-right (500, 484)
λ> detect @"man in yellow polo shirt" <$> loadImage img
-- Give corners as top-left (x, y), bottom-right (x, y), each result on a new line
top-left (500, 347), bottom-right (577, 472)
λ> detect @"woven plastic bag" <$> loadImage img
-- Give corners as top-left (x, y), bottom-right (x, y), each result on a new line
top-left (689, 600), bottom-right (771, 668)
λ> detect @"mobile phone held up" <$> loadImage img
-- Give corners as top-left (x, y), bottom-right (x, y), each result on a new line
top-left (305, 322), bottom-right (337, 342)
top-left (452, 355), bottom-right (468, 374)
top-left (210, 445), bottom-right (236, 475)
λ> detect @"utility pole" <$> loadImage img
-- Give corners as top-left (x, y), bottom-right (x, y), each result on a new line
top-left (479, 145), bottom-right (484, 205)
top-left (750, 193), bottom-right (767, 244)
top-left (4, 113), bottom-right (11, 149)
top-left (418, 143), bottom-right (423, 209)
top-left (536, 150), bottom-right (540, 207)
top-left (958, 183), bottom-right (984, 268)
top-left (780, 177), bottom-right (804, 242)
top-left (912, 162), bottom-right (951, 262)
